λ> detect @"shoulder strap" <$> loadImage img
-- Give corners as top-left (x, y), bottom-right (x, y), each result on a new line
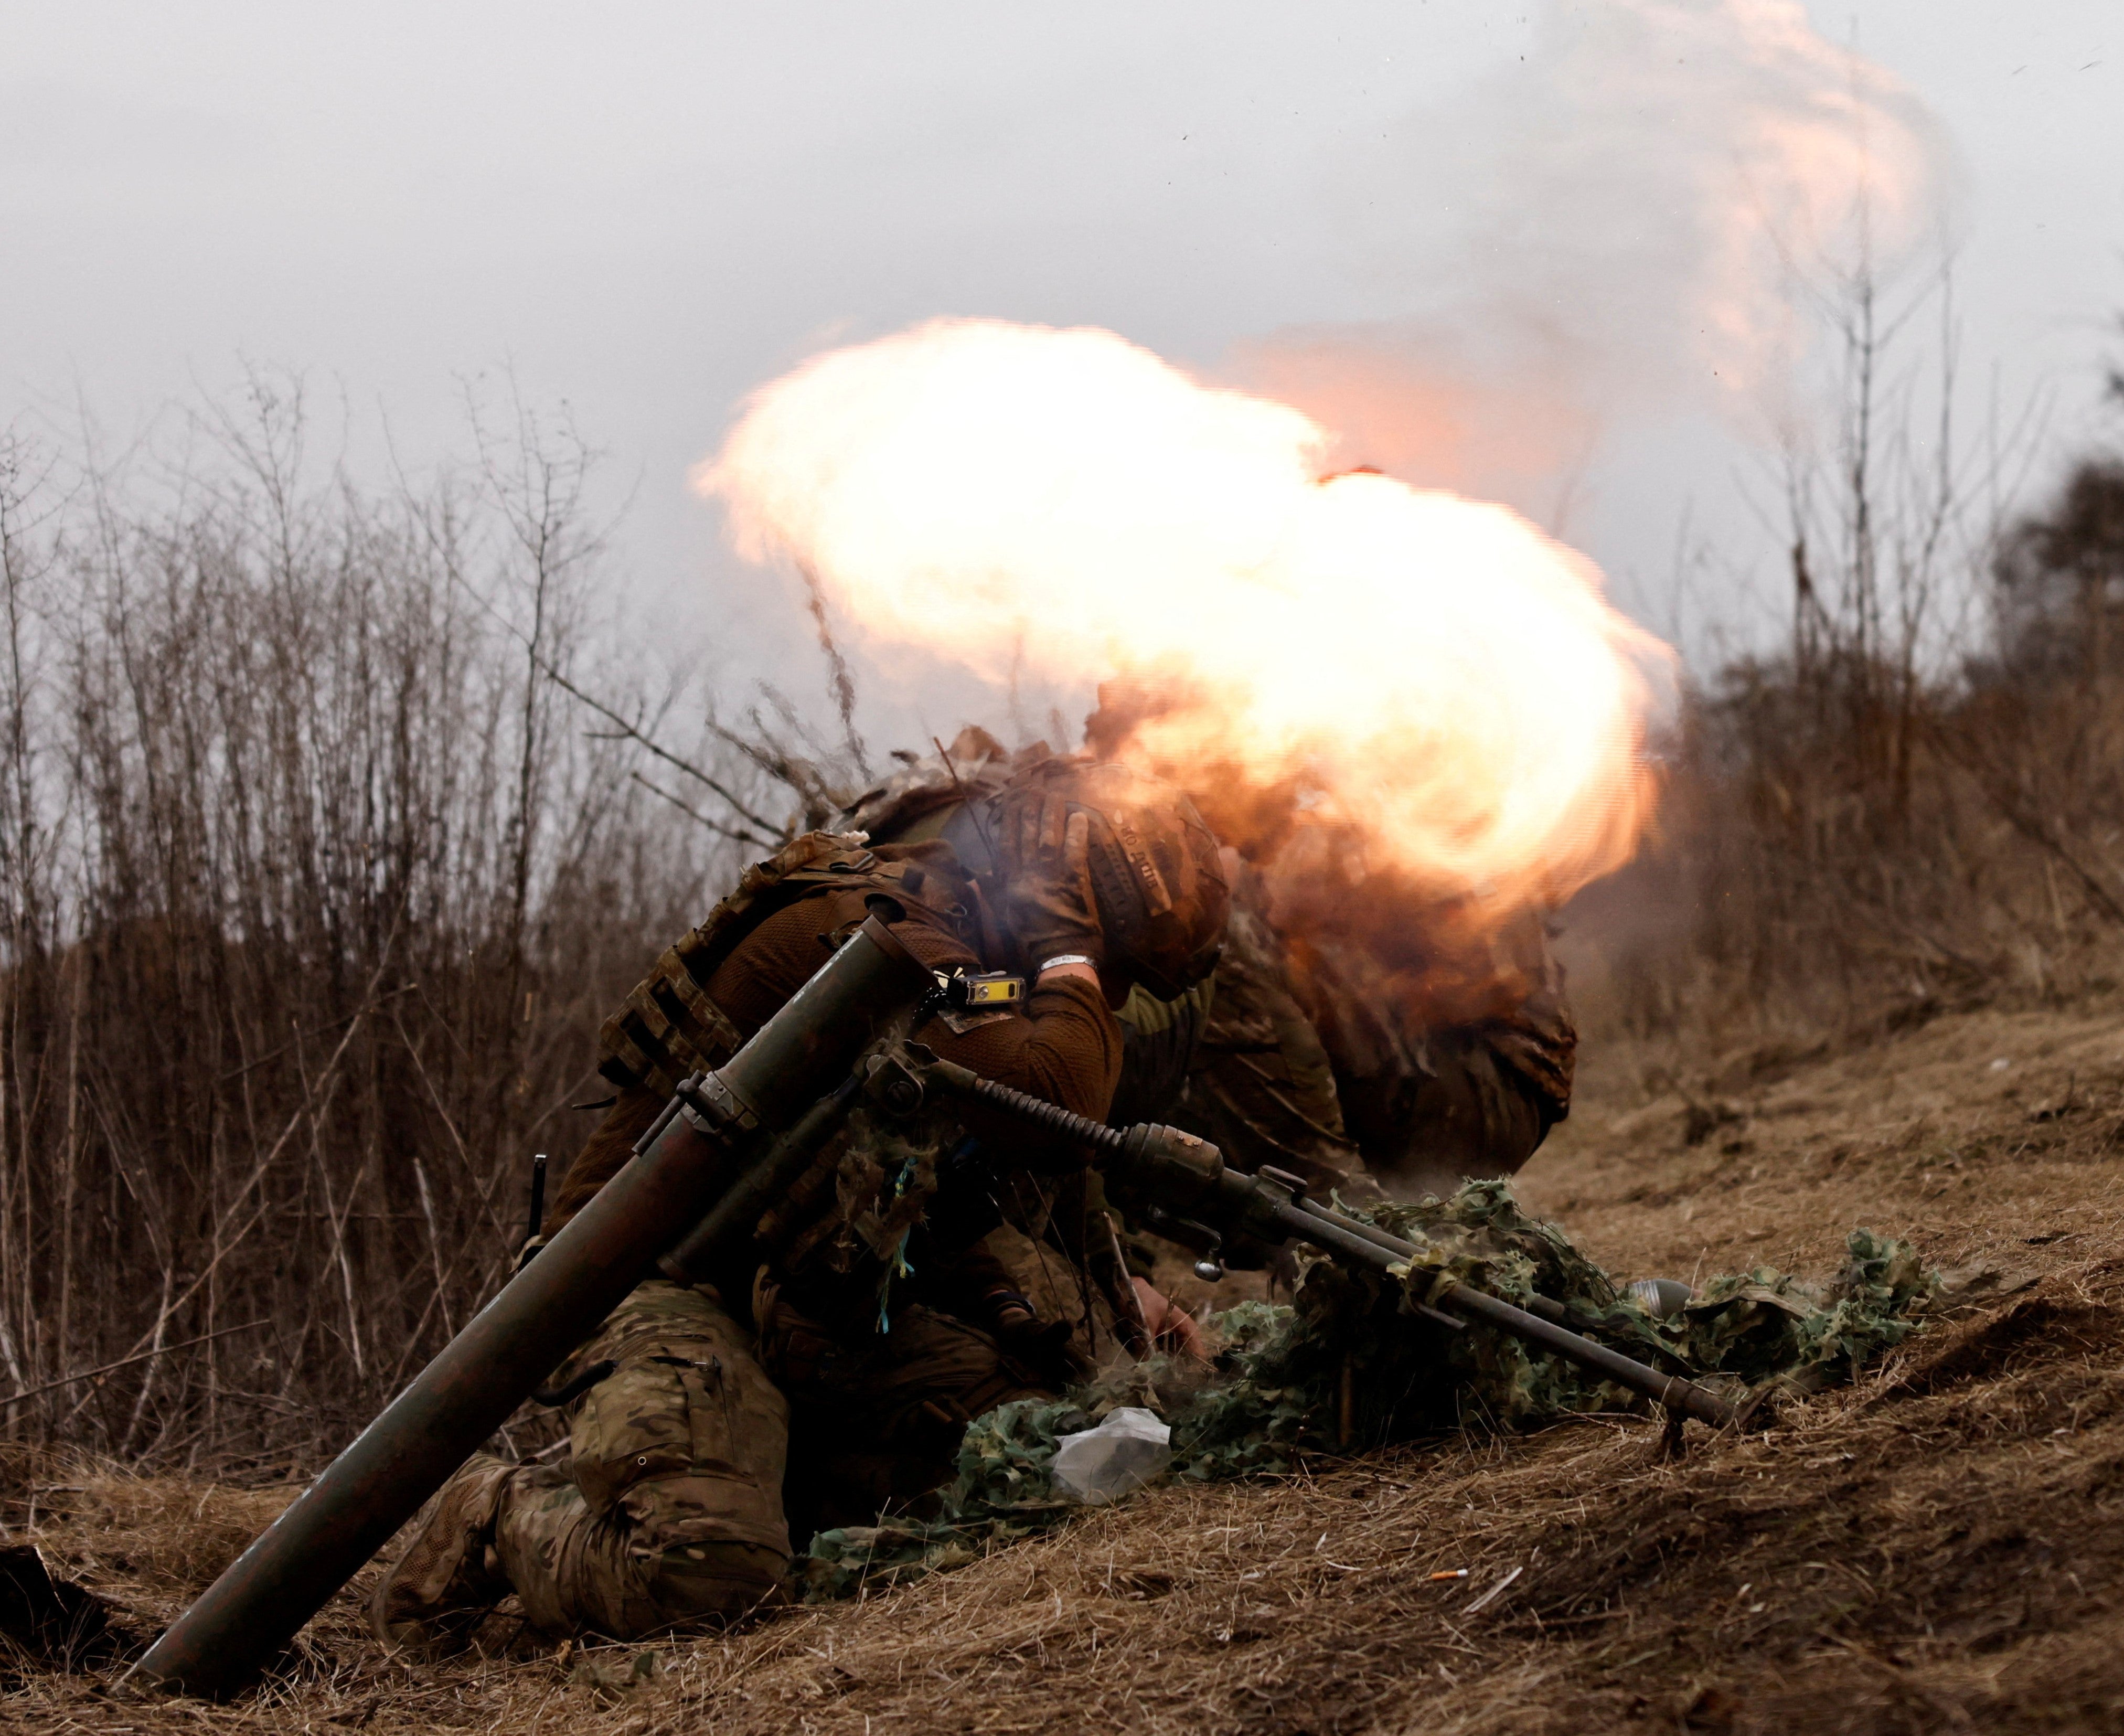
top-left (596, 831), bottom-right (883, 1093)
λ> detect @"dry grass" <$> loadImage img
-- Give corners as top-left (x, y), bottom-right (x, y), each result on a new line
top-left (5, 325), bottom-right (2122, 1730)
top-left (8, 993), bottom-right (2124, 1732)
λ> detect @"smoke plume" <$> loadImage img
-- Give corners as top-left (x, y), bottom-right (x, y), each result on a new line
top-left (1241, 0), bottom-right (1954, 508)
top-left (697, 317), bottom-right (1672, 931)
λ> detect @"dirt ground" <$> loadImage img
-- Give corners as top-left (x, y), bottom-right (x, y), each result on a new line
top-left (10, 994), bottom-right (2124, 1733)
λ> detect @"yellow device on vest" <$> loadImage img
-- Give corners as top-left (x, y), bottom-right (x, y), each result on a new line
top-left (931, 968), bottom-right (1024, 1010)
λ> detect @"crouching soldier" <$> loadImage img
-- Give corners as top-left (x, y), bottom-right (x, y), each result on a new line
top-left (368, 758), bottom-right (1229, 1650)
top-left (841, 721), bottom-right (1576, 1215)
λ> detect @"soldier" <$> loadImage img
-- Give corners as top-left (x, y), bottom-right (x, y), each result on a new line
top-left (369, 757), bottom-right (1228, 1649)
top-left (845, 714), bottom-right (1576, 1212)
top-left (1198, 861), bottom-right (1574, 1206)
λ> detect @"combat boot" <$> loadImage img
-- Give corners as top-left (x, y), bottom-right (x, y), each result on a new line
top-left (367, 1453), bottom-right (516, 1656)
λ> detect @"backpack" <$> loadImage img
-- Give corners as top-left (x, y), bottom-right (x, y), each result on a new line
top-left (596, 830), bottom-right (945, 1095)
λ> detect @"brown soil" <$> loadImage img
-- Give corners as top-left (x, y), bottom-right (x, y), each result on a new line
top-left (12, 997), bottom-right (2124, 1733)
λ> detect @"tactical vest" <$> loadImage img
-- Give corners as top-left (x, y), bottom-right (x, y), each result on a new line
top-left (596, 830), bottom-right (951, 1096)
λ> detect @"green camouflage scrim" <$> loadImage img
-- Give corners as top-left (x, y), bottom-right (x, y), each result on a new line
top-left (798, 1398), bottom-right (1082, 1600)
top-left (1229, 1184), bottom-right (1938, 1440)
top-left (803, 1183), bottom-right (1938, 1597)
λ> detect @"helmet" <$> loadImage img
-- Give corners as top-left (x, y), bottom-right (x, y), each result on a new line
top-left (832, 725), bottom-right (1020, 843)
top-left (984, 759), bottom-right (1230, 1000)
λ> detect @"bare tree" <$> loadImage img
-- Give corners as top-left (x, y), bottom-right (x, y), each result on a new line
top-left (0, 379), bottom-right (771, 1466)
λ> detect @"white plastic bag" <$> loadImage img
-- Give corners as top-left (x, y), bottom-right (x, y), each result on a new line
top-left (1048, 1406), bottom-right (1172, 1506)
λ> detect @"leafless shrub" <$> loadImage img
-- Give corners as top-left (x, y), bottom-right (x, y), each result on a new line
top-left (1572, 273), bottom-right (2124, 1049)
top-left (0, 378), bottom-right (768, 1469)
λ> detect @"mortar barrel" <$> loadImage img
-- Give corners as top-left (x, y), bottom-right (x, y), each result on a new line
top-left (132, 914), bottom-right (925, 1696)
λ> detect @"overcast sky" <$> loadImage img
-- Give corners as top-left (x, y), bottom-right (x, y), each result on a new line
top-left (4, 2), bottom-right (2120, 749)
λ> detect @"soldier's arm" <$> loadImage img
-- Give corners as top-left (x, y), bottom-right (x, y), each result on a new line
top-left (551, 900), bottom-right (1119, 1231)
top-left (917, 963), bottom-right (1124, 1126)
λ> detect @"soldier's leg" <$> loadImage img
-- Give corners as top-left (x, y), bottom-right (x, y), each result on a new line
top-left (490, 1280), bottom-right (791, 1638)
top-left (769, 1301), bottom-right (1055, 1539)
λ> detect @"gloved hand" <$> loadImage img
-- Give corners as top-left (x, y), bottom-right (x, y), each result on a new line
top-left (995, 789), bottom-right (1105, 973)
top-left (985, 1286), bottom-right (1082, 1387)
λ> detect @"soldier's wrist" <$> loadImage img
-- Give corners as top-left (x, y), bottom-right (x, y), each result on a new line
top-left (1036, 954), bottom-right (1103, 989)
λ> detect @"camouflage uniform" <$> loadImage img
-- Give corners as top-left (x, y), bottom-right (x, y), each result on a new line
top-left (1271, 898), bottom-right (1575, 1202)
top-left (1144, 900), bottom-right (1360, 1199)
top-left (487, 1279), bottom-right (1050, 1635)
top-left (841, 733), bottom-right (1577, 1204)
top-left (493, 1282), bottom-right (789, 1635)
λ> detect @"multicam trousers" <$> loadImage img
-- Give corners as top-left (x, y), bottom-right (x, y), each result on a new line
top-left (483, 1279), bottom-right (1049, 1639)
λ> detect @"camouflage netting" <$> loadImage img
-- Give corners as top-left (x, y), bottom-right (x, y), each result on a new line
top-left (800, 1180), bottom-right (1937, 1599)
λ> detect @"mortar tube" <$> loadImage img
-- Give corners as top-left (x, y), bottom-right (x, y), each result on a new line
top-left (131, 914), bottom-right (926, 1697)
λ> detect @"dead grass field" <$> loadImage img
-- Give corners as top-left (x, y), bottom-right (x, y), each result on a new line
top-left (11, 994), bottom-right (2124, 1734)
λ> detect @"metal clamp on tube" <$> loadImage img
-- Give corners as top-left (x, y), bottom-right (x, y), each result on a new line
top-left (677, 1070), bottom-right (761, 1138)
top-left (658, 1071), bottom-right (864, 1285)
top-left (132, 913), bottom-right (929, 1697)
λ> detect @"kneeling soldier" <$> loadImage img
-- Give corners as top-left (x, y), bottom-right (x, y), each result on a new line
top-left (369, 758), bottom-right (1228, 1648)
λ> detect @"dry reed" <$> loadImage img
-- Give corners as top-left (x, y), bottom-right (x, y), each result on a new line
top-left (0, 382), bottom-right (754, 1468)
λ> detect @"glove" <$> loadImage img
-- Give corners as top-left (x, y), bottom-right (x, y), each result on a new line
top-left (985, 1287), bottom-right (1083, 1388)
top-left (995, 791), bottom-right (1105, 973)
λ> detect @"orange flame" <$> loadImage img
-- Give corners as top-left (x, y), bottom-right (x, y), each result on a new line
top-left (697, 319), bottom-right (1674, 929)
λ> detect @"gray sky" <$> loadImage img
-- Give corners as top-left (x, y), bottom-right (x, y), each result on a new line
top-left (5, 2), bottom-right (2120, 749)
